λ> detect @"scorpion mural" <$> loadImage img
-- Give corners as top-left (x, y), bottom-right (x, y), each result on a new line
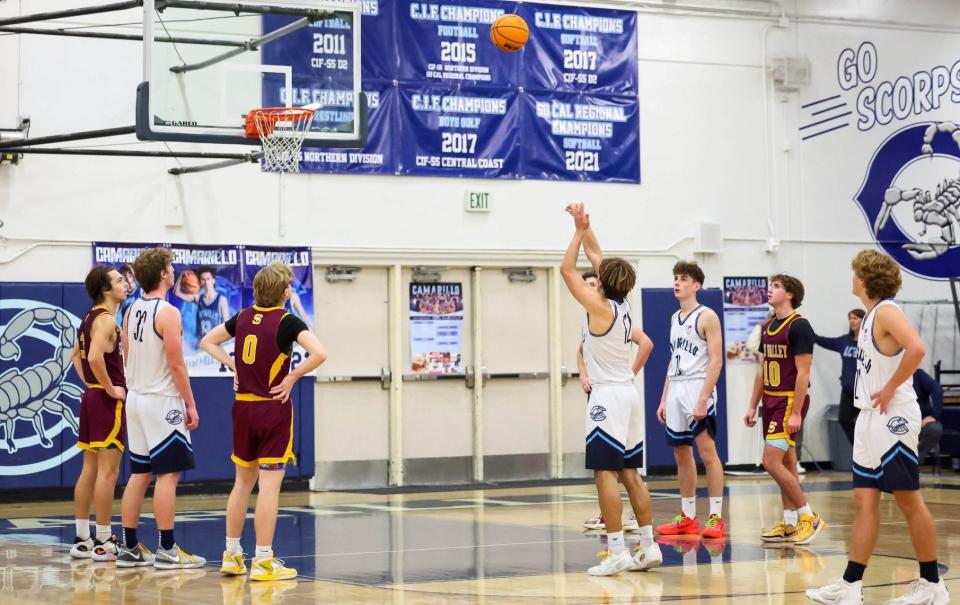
top-left (0, 307), bottom-right (82, 454)
top-left (875, 121), bottom-right (960, 261)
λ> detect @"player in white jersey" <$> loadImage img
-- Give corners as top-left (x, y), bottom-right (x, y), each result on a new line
top-left (655, 262), bottom-right (726, 540)
top-left (116, 248), bottom-right (206, 570)
top-left (561, 203), bottom-right (661, 577)
top-left (808, 250), bottom-right (948, 605)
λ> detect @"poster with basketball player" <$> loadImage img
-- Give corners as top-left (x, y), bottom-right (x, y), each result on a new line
top-left (240, 246), bottom-right (315, 374)
top-left (409, 282), bottom-right (465, 375)
top-left (91, 241), bottom-right (161, 330)
top-left (722, 277), bottom-right (769, 363)
top-left (167, 244), bottom-right (243, 374)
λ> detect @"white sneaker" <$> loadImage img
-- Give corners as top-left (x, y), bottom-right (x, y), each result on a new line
top-left (583, 514), bottom-right (605, 530)
top-left (587, 551), bottom-right (634, 576)
top-left (623, 514), bottom-right (640, 533)
top-left (887, 579), bottom-right (950, 605)
top-left (797, 462), bottom-right (806, 474)
top-left (631, 542), bottom-right (663, 571)
top-left (806, 578), bottom-right (863, 604)
top-left (90, 536), bottom-right (120, 562)
top-left (70, 537), bottom-right (94, 559)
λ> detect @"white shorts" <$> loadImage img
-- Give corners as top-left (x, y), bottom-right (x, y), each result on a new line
top-left (125, 391), bottom-right (196, 475)
top-left (852, 402), bottom-right (920, 492)
top-left (665, 378), bottom-right (717, 447)
top-left (585, 383), bottom-right (645, 471)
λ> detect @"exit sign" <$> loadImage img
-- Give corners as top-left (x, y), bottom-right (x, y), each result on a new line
top-left (465, 191), bottom-right (491, 212)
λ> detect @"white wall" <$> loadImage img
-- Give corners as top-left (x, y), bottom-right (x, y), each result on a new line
top-left (2, 0), bottom-right (958, 471)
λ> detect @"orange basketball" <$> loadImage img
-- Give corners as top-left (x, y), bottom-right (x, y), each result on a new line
top-left (181, 270), bottom-right (199, 295)
top-left (490, 14), bottom-right (528, 53)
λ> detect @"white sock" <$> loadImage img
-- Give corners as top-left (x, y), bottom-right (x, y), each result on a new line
top-left (254, 545), bottom-right (273, 560)
top-left (797, 503), bottom-right (813, 518)
top-left (783, 509), bottom-right (798, 526)
top-left (681, 497), bottom-right (696, 519)
top-left (95, 524), bottom-right (111, 543)
top-left (637, 525), bottom-right (654, 550)
top-left (607, 531), bottom-right (625, 555)
top-left (226, 537), bottom-right (242, 554)
top-left (709, 497), bottom-right (723, 517)
top-left (76, 519), bottom-right (90, 541)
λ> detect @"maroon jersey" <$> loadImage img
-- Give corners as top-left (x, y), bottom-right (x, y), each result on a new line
top-left (234, 307), bottom-right (292, 402)
top-left (760, 312), bottom-right (803, 393)
top-left (78, 306), bottom-right (126, 390)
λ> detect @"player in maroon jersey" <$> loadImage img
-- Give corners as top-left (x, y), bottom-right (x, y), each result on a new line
top-left (69, 266), bottom-right (129, 561)
top-left (201, 261), bottom-right (326, 581)
top-left (744, 274), bottom-right (825, 545)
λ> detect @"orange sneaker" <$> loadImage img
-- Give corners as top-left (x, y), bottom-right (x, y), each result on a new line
top-left (701, 514), bottom-right (726, 539)
top-left (656, 513), bottom-right (699, 536)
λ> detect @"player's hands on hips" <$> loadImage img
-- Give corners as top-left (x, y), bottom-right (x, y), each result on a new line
top-left (233, 374), bottom-right (239, 393)
top-left (744, 407), bottom-right (757, 427)
top-left (656, 403), bottom-right (666, 425)
top-left (270, 375), bottom-right (297, 403)
top-left (565, 203), bottom-right (590, 231)
top-left (693, 400), bottom-right (708, 421)
top-left (185, 405), bottom-right (199, 430)
top-left (787, 414), bottom-right (802, 434)
top-left (871, 385), bottom-right (895, 414)
top-left (107, 385), bottom-right (126, 401)
top-left (579, 374), bottom-right (592, 394)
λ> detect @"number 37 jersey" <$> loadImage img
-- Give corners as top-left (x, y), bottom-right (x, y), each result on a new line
top-left (226, 306), bottom-right (308, 402)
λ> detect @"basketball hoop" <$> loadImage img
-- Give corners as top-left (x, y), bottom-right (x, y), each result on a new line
top-left (244, 107), bottom-right (316, 173)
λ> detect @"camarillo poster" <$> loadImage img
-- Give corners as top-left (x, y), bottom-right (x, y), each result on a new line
top-left (722, 276), bottom-right (769, 363)
top-left (91, 243), bottom-right (314, 377)
top-left (262, 0), bottom-right (640, 182)
top-left (409, 282), bottom-right (465, 375)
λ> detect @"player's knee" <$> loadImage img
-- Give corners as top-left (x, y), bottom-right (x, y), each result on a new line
top-left (673, 445), bottom-right (693, 462)
top-left (618, 468), bottom-right (642, 487)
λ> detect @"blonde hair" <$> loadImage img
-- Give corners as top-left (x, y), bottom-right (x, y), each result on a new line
top-left (852, 249), bottom-right (901, 300)
top-left (253, 262), bottom-right (293, 307)
top-left (133, 248), bottom-right (173, 292)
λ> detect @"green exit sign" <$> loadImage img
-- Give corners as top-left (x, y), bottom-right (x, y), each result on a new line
top-left (465, 191), bottom-right (491, 212)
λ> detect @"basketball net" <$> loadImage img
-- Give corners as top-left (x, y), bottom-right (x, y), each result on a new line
top-left (247, 107), bottom-right (316, 173)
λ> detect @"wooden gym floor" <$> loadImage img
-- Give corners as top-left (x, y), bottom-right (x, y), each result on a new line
top-left (0, 472), bottom-right (957, 604)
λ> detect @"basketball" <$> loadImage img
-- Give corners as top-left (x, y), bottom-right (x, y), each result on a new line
top-left (490, 14), bottom-right (528, 53)
top-left (181, 270), bottom-right (199, 294)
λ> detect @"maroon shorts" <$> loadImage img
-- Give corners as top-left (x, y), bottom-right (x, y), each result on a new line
top-left (231, 400), bottom-right (295, 468)
top-left (77, 388), bottom-right (125, 452)
top-left (761, 391), bottom-right (809, 447)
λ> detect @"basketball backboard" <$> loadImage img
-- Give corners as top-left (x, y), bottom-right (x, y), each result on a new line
top-left (137, 0), bottom-right (366, 147)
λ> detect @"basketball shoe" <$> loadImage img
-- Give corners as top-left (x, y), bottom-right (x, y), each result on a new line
top-left (90, 535), bottom-right (120, 562)
top-left (631, 542), bottom-right (663, 571)
top-left (221, 550), bottom-right (248, 576)
top-left (701, 514), bottom-right (726, 539)
top-left (250, 555), bottom-right (297, 581)
top-left (806, 578), bottom-right (863, 604)
top-left (117, 543), bottom-right (155, 568)
top-left (793, 512), bottom-right (825, 545)
top-left (656, 513), bottom-right (699, 535)
top-left (887, 578), bottom-right (949, 605)
top-left (583, 513), bottom-right (640, 532)
top-left (587, 550), bottom-right (634, 576)
top-left (761, 519), bottom-right (797, 542)
top-left (154, 544), bottom-right (206, 569)
top-left (70, 537), bottom-right (94, 559)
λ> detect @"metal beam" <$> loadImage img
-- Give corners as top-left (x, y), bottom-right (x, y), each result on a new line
top-left (167, 153), bottom-right (261, 174)
top-left (0, 25), bottom-right (245, 47)
top-left (0, 126), bottom-right (136, 149)
top-left (158, 1), bottom-right (333, 18)
top-left (1, 147), bottom-right (258, 160)
top-left (0, 1), bottom-right (144, 27)
top-left (169, 15), bottom-right (314, 73)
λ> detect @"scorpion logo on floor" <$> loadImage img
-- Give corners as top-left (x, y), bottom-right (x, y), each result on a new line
top-left (0, 301), bottom-right (82, 456)
top-left (855, 121), bottom-right (960, 279)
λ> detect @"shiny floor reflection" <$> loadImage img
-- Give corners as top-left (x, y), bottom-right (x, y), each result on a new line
top-left (0, 473), bottom-right (957, 603)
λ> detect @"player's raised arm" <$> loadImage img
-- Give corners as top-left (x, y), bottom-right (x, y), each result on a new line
top-left (561, 204), bottom-right (606, 315)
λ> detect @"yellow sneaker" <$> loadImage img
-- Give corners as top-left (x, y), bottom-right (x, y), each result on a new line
top-left (221, 550), bottom-right (247, 576)
top-left (760, 519), bottom-right (797, 542)
top-left (793, 513), bottom-right (825, 545)
top-left (250, 557), bottom-right (297, 582)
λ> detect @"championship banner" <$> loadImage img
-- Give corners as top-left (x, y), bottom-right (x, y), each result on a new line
top-left (241, 246), bottom-right (315, 374)
top-left (167, 244), bottom-right (243, 375)
top-left (409, 282), bottom-right (465, 375)
top-left (522, 91), bottom-right (640, 182)
top-left (520, 4), bottom-right (638, 95)
top-left (397, 86), bottom-right (520, 177)
top-left (722, 277), bottom-right (769, 363)
top-left (397, 0), bottom-right (520, 88)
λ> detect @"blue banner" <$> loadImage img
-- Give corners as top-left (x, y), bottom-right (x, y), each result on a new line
top-left (262, 0), bottom-right (640, 183)
top-left (521, 91), bottom-right (640, 182)
top-left (398, 86), bottom-right (520, 177)
top-left (520, 4), bottom-right (638, 95)
top-left (240, 246), bottom-right (315, 374)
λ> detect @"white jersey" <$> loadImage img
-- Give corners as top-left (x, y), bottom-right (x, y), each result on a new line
top-left (583, 299), bottom-right (634, 385)
top-left (124, 297), bottom-right (179, 397)
top-left (669, 305), bottom-right (709, 382)
top-left (854, 299), bottom-right (917, 411)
